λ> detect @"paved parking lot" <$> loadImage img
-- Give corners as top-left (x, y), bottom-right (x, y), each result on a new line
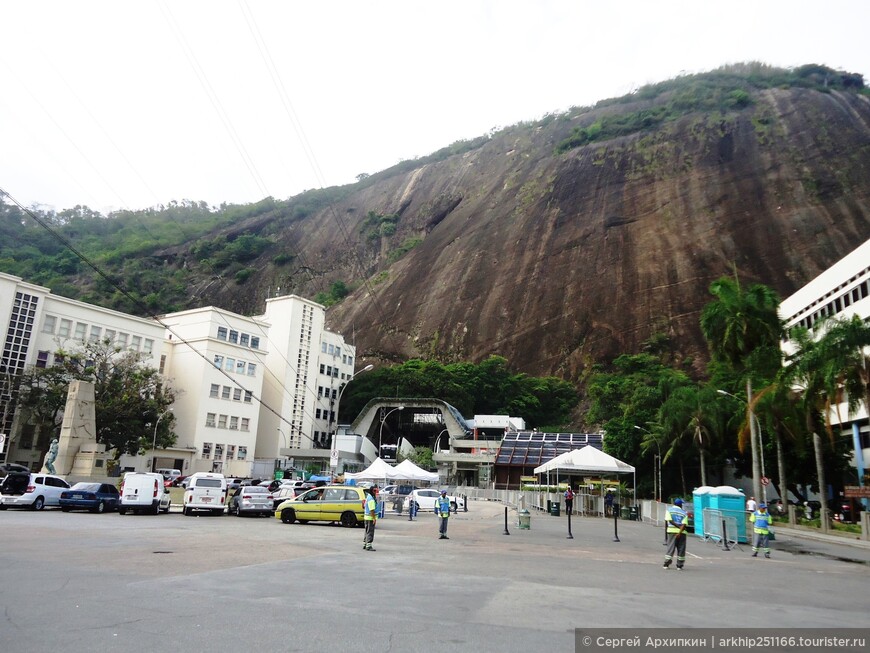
top-left (1, 501), bottom-right (868, 652)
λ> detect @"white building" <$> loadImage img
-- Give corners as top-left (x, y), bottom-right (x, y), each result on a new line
top-left (0, 272), bottom-right (164, 470)
top-left (153, 306), bottom-right (267, 478)
top-left (1, 272), bottom-right (358, 478)
top-left (779, 238), bottom-right (870, 485)
top-left (254, 295), bottom-right (356, 464)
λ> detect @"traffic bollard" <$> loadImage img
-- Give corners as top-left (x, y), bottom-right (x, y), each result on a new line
top-left (503, 506), bottom-right (510, 535)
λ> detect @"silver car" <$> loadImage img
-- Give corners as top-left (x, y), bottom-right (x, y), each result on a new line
top-left (0, 472), bottom-right (70, 510)
top-left (226, 485), bottom-right (273, 517)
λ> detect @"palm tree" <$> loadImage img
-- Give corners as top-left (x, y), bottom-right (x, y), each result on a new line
top-left (786, 316), bottom-right (870, 530)
top-left (658, 384), bottom-right (724, 489)
top-left (700, 276), bottom-right (783, 501)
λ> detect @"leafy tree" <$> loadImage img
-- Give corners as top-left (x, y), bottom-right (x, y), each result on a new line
top-left (401, 445), bottom-right (434, 471)
top-left (15, 340), bottom-right (176, 459)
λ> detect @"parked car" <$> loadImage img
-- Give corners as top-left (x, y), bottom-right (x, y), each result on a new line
top-left (275, 485), bottom-right (366, 527)
top-left (156, 468), bottom-right (182, 486)
top-left (226, 485), bottom-right (273, 517)
top-left (0, 472), bottom-right (70, 510)
top-left (60, 482), bottom-right (120, 513)
top-left (271, 485), bottom-right (307, 511)
top-left (381, 484), bottom-right (417, 512)
top-left (404, 489), bottom-right (465, 513)
top-left (119, 472), bottom-right (172, 515)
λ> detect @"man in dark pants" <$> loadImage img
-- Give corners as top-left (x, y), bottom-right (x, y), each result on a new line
top-left (363, 485), bottom-right (378, 551)
top-left (435, 489), bottom-right (451, 539)
top-left (663, 497), bottom-right (688, 570)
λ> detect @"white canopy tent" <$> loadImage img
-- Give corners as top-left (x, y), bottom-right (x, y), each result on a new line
top-left (343, 457), bottom-right (399, 481)
top-left (533, 445), bottom-right (636, 508)
top-left (393, 459), bottom-right (439, 483)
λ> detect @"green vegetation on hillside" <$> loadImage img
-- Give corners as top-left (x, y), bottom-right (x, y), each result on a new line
top-left (556, 63), bottom-right (865, 154)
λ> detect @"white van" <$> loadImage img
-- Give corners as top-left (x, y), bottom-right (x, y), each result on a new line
top-left (183, 472), bottom-right (227, 516)
top-left (119, 472), bottom-right (171, 515)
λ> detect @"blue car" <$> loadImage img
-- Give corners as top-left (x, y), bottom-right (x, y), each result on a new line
top-left (59, 482), bottom-right (120, 513)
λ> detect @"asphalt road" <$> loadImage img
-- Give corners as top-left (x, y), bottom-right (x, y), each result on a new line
top-left (1, 502), bottom-right (868, 652)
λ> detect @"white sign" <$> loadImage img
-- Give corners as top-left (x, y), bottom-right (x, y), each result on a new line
top-left (329, 448), bottom-right (338, 468)
top-left (0, 433), bottom-right (5, 453)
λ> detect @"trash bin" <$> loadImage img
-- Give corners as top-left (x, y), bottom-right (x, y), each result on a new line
top-left (629, 506), bottom-right (639, 521)
top-left (518, 509), bottom-right (531, 530)
top-left (550, 501), bottom-right (561, 516)
top-left (620, 505), bottom-right (630, 520)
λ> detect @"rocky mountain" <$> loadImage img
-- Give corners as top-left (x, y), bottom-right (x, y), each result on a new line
top-left (19, 65), bottom-right (870, 384)
top-left (257, 67), bottom-right (870, 381)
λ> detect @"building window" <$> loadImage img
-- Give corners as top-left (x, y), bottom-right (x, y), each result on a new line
top-left (41, 315), bottom-right (57, 334)
top-left (218, 414), bottom-right (228, 429)
top-left (247, 363), bottom-right (256, 377)
top-left (36, 350), bottom-right (50, 368)
top-left (321, 342), bottom-right (327, 353)
top-left (143, 339), bottom-right (153, 355)
top-left (244, 390), bottom-right (252, 403)
top-left (320, 364), bottom-right (325, 374)
top-left (236, 360), bottom-right (246, 375)
top-left (226, 445), bottom-right (236, 460)
top-left (214, 354), bottom-right (224, 368)
top-left (74, 322), bottom-right (87, 341)
top-left (202, 442), bottom-right (212, 459)
top-left (221, 386), bottom-right (231, 400)
top-left (229, 416), bottom-right (238, 430)
top-left (205, 413), bottom-right (216, 427)
top-left (229, 330), bottom-right (238, 344)
top-left (131, 335), bottom-right (141, 350)
top-left (250, 336), bottom-right (260, 349)
top-left (58, 318), bottom-right (71, 337)
top-left (87, 326), bottom-right (101, 343)
top-left (214, 444), bottom-right (224, 460)
top-left (240, 418), bottom-right (249, 432)
top-left (217, 327), bottom-right (228, 340)
top-left (210, 384), bottom-right (220, 398)
top-left (104, 329), bottom-right (115, 343)
top-left (117, 332), bottom-right (129, 347)
top-left (233, 388), bottom-right (242, 401)
top-left (316, 409), bottom-right (322, 419)
top-left (240, 333), bottom-right (249, 347)
top-left (238, 446), bottom-right (247, 460)
top-left (225, 357), bottom-right (235, 372)
top-left (159, 354), bottom-right (166, 374)
top-left (328, 344), bottom-right (334, 355)
top-left (335, 347), bottom-right (341, 358)
top-left (348, 356), bottom-right (353, 367)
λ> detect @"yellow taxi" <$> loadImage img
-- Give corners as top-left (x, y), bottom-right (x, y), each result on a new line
top-left (275, 485), bottom-right (366, 527)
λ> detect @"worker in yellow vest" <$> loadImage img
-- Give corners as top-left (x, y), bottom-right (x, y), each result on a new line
top-left (662, 498), bottom-right (688, 570)
top-left (750, 502), bottom-right (772, 558)
top-left (362, 485), bottom-right (378, 551)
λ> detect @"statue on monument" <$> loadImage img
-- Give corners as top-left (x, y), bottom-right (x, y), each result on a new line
top-left (43, 438), bottom-right (59, 474)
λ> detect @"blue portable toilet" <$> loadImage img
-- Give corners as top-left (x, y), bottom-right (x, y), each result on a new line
top-left (709, 485), bottom-right (748, 543)
top-left (691, 486), bottom-right (715, 537)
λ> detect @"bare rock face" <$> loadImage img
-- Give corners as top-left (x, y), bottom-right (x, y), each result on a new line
top-left (209, 85), bottom-right (870, 381)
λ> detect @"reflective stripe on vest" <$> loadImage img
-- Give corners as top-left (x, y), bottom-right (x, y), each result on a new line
top-left (436, 496), bottom-right (450, 517)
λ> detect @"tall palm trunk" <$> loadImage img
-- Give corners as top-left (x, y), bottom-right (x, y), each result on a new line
top-left (699, 447), bottom-right (707, 487)
top-left (812, 431), bottom-right (830, 532)
top-left (775, 428), bottom-right (787, 507)
top-left (679, 460), bottom-right (687, 498)
top-left (746, 378), bottom-right (762, 501)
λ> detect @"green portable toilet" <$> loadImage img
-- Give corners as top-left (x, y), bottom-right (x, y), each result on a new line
top-left (691, 486), bottom-right (714, 537)
top-left (709, 485), bottom-right (748, 543)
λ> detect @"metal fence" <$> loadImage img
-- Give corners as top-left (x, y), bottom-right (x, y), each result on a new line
top-left (701, 508), bottom-right (742, 547)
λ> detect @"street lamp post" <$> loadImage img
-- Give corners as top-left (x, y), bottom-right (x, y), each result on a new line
top-left (151, 408), bottom-right (172, 472)
top-left (717, 389), bottom-right (767, 503)
top-left (378, 405), bottom-right (404, 460)
top-left (330, 364), bottom-right (374, 470)
top-left (434, 428), bottom-right (449, 453)
top-left (634, 425), bottom-right (661, 502)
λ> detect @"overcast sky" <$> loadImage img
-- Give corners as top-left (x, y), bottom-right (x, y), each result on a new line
top-left (2, 0), bottom-right (869, 215)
